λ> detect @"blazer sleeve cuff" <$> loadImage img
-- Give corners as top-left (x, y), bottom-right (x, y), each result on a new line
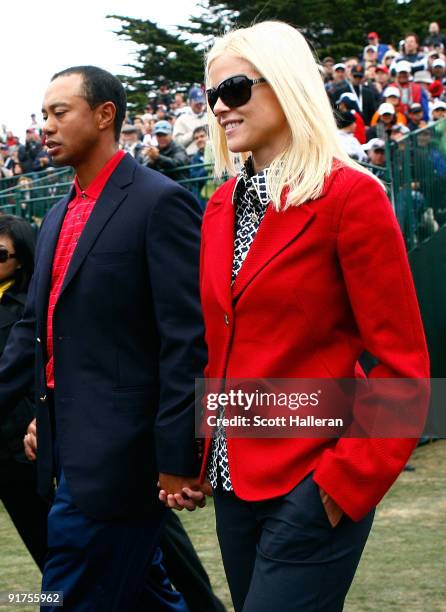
top-left (312, 437), bottom-right (417, 521)
top-left (155, 430), bottom-right (201, 477)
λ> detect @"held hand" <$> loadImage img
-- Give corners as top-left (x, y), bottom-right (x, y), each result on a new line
top-left (183, 478), bottom-right (213, 500)
top-left (319, 486), bottom-right (344, 527)
top-left (23, 418), bottom-right (37, 461)
top-left (158, 473), bottom-right (209, 512)
top-left (199, 478), bottom-right (213, 497)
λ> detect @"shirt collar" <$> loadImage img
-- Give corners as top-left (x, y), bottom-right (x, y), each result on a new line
top-left (72, 149), bottom-right (126, 203)
top-left (233, 157), bottom-right (270, 207)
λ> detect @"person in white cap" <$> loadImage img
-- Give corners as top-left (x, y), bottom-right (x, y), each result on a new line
top-left (393, 60), bottom-right (429, 119)
top-left (431, 99), bottom-right (446, 121)
top-left (362, 45), bottom-right (378, 67)
top-left (335, 92), bottom-right (366, 143)
top-left (413, 70), bottom-right (434, 90)
top-left (366, 103), bottom-right (403, 141)
top-left (362, 138), bottom-right (387, 179)
top-left (326, 63), bottom-right (350, 100)
top-left (431, 58), bottom-right (446, 85)
top-left (369, 86), bottom-right (408, 127)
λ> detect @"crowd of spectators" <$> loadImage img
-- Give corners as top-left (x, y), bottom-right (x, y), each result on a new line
top-left (0, 115), bottom-right (52, 180)
top-left (2, 21), bottom-right (446, 212)
top-left (116, 86), bottom-right (214, 208)
top-left (323, 22), bottom-right (446, 172)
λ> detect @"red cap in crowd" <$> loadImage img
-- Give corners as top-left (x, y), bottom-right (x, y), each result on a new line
top-left (368, 32), bottom-right (379, 39)
top-left (429, 80), bottom-right (444, 98)
top-left (375, 65), bottom-right (389, 74)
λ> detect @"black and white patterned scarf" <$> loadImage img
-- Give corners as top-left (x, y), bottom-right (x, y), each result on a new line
top-left (208, 157), bottom-right (270, 491)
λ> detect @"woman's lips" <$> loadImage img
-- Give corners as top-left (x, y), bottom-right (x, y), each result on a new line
top-left (224, 120), bottom-right (243, 135)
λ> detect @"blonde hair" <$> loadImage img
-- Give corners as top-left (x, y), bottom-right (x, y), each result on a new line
top-left (205, 21), bottom-right (376, 209)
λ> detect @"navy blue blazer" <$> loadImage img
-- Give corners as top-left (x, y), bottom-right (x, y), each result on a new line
top-left (0, 153), bottom-right (206, 520)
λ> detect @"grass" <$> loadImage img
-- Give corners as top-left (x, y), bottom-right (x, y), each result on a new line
top-left (1, 440), bottom-right (445, 611)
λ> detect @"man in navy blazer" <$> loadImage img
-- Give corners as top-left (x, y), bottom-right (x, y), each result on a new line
top-left (0, 66), bottom-right (206, 610)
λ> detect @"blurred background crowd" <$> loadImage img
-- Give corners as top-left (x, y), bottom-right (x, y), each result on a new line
top-left (1, 21), bottom-right (446, 209)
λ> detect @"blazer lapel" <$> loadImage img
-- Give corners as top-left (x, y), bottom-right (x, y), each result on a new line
top-left (232, 202), bottom-right (315, 302)
top-left (204, 181), bottom-right (236, 315)
top-left (58, 156), bottom-right (135, 299)
top-left (35, 190), bottom-right (72, 333)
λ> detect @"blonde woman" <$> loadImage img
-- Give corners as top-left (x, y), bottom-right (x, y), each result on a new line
top-left (159, 21), bottom-right (429, 611)
top-left (195, 21), bottom-right (429, 611)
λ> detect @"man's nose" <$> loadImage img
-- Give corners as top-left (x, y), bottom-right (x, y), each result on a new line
top-left (42, 115), bottom-right (55, 135)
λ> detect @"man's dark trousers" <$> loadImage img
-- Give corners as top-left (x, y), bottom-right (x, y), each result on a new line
top-left (42, 442), bottom-right (187, 611)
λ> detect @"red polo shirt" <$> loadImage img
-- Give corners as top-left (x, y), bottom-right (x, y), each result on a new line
top-left (46, 149), bottom-right (125, 389)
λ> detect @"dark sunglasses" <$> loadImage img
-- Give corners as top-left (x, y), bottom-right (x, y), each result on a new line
top-left (0, 247), bottom-right (17, 263)
top-left (206, 75), bottom-right (267, 113)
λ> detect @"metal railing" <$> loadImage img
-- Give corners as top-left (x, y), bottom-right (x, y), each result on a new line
top-left (0, 168), bottom-right (73, 223)
top-left (1, 122), bottom-right (445, 251)
top-left (386, 118), bottom-right (446, 251)
top-left (0, 163), bottom-right (220, 221)
top-left (0, 167), bottom-right (73, 194)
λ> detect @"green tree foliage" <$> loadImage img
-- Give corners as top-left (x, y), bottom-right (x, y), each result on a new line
top-left (107, 15), bottom-right (204, 113)
top-left (188, 0), bottom-right (446, 59)
top-left (185, 1), bottom-right (238, 38)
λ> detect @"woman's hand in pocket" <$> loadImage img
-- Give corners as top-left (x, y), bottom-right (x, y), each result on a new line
top-left (319, 487), bottom-right (343, 527)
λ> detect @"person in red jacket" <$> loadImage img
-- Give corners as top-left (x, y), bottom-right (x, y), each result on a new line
top-left (393, 60), bottom-right (429, 119)
top-left (161, 20), bottom-right (429, 612)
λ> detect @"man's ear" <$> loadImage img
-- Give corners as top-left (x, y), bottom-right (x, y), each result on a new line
top-left (97, 101), bottom-right (116, 133)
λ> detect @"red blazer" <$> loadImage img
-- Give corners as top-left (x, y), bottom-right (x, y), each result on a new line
top-left (199, 164), bottom-right (429, 521)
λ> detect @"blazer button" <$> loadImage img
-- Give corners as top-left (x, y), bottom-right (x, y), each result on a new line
top-left (40, 394), bottom-right (47, 403)
top-left (224, 313), bottom-right (230, 325)
top-left (36, 337), bottom-right (41, 343)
